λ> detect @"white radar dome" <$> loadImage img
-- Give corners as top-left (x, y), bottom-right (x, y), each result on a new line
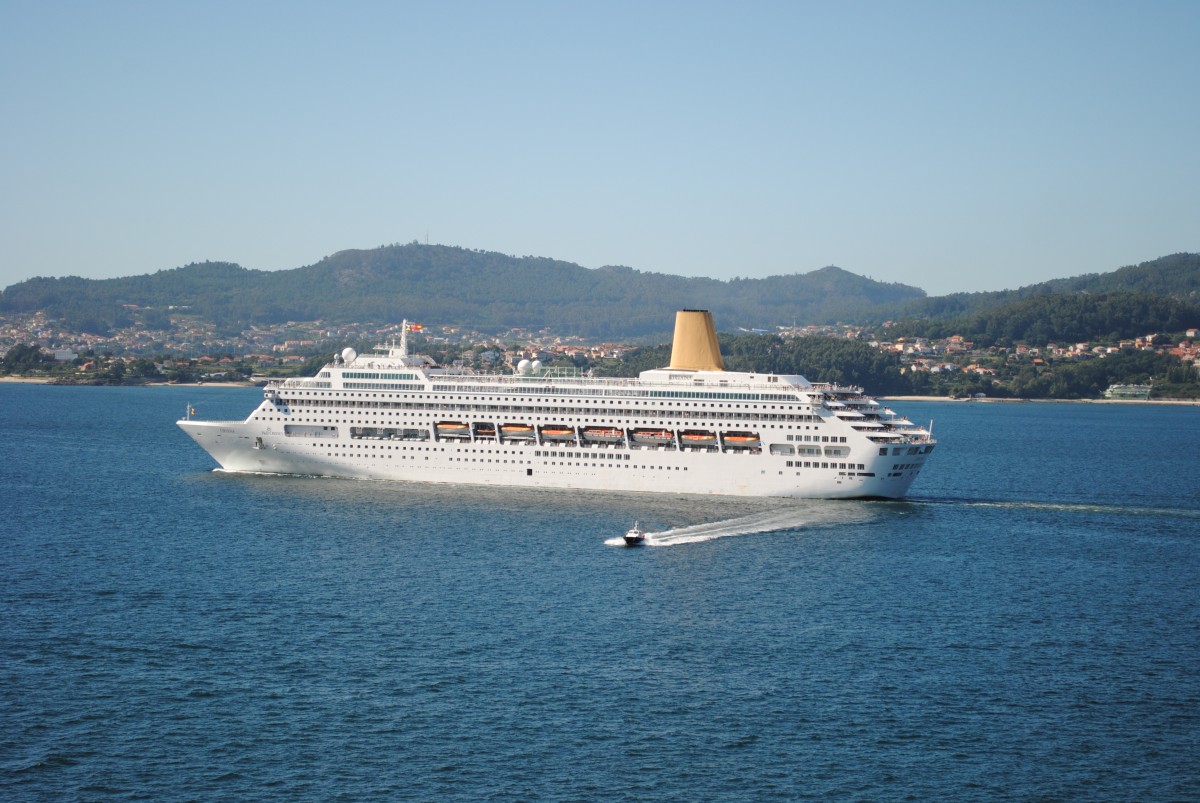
top-left (341, 347), bottom-right (357, 363)
top-left (531, 360), bottom-right (543, 372)
top-left (517, 359), bottom-right (532, 375)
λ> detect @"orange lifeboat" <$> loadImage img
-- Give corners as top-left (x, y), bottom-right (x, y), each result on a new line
top-left (680, 430), bottom-right (717, 446)
top-left (722, 431), bottom-right (761, 449)
top-left (581, 427), bottom-right (623, 443)
top-left (435, 421), bottom-right (469, 438)
top-left (631, 429), bottom-right (675, 445)
top-left (500, 423), bottom-right (536, 440)
top-left (540, 425), bottom-right (576, 442)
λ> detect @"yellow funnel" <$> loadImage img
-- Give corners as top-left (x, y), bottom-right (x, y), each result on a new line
top-left (668, 309), bottom-right (724, 371)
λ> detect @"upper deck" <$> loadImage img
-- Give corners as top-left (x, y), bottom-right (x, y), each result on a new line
top-left (272, 355), bottom-right (857, 403)
top-left (263, 313), bottom-right (931, 444)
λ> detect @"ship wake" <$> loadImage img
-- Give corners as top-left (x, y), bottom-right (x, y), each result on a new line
top-left (605, 503), bottom-right (878, 547)
top-left (910, 497), bottom-right (1200, 520)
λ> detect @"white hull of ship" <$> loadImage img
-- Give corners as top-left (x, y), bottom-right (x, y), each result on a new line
top-left (178, 419), bottom-right (923, 500)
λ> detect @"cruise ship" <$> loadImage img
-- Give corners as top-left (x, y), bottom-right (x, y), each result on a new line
top-left (178, 310), bottom-right (935, 498)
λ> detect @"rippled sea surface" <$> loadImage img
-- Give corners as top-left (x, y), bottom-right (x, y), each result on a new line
top-left (3, 384), bottom-right (1199, 800)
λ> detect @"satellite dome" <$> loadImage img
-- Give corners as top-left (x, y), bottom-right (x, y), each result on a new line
top-left (531, 360), bottom-right (543, 372)
top-left (341, 347), bottom-right (357, 363)
top-left (517, 359), bottom-right (532, 375)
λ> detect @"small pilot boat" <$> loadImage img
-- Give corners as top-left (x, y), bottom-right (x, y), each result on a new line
top-left (623, 521), bottom-right (646, 547)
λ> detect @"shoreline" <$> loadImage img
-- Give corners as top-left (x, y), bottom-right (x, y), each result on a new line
top-left (0, 375), bottom-right (55, 384)
top-left (0, 376), bottom-right (258, 387)
top-left (883, 395), bottom-right (1200, 406)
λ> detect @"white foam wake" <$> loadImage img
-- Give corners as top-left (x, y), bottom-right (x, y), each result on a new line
top-left (606, 503), bottom-right (879, 547)
top-left (911, 497), bottom-right (1200, 520)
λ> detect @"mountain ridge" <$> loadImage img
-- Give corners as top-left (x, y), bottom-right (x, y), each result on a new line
top-left (1, 245), bottom-right (1197, 340)
top-left (0, 244), bottom-right (927, 337)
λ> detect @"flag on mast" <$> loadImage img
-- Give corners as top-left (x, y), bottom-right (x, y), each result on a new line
top-left (405, 323), bottom-right (424, 331)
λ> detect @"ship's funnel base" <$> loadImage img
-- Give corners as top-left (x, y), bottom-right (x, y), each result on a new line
top-left (668, 309), bottom-right (724, 372)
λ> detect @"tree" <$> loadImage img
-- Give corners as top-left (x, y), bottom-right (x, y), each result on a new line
top-left (2, 343), bottom-right (52, 372)
top-left (103, 360), bottom-right (126, 384)
top-left (128, 358), bottom-right (161, 378)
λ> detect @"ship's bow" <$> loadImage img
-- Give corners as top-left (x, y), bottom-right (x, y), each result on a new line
top-left (177, 419), bottom-right (255, 471)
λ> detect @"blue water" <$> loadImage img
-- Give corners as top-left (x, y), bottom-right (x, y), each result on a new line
top-left (2, 384), bottom-right (1198, 801)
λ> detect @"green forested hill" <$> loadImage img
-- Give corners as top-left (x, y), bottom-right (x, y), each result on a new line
top-left (887, 291), bottom-right (1200, 346)
top-left (878, 253), bottom-right (1200, 346)
top-left (0, 244), bottom-right (925, 337)
top-left (1038, 252), bottom-right (1200, 296)
top-left (889, 253), bottom-right (1200, 321)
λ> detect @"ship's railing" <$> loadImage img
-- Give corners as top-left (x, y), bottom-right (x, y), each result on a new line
top-left (274, 379), bottom-right (331, 389)
top-left (807, 383), bottom-right (867, 396)
top-left (428, 372), bottom-right (830, 398)
top-left (434, 371), bottom-right (643, 388)
top-left (276, 360), bottom-right (876, 398)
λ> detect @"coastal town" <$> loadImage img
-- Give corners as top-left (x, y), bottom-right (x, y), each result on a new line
top-left (0, 310), bottom-right (635, 380)
top-left (2, 307), bottom-right (1197, 399)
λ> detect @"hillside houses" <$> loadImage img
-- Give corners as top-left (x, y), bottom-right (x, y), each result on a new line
top-left (3, 306), bottom-right (1198, 392)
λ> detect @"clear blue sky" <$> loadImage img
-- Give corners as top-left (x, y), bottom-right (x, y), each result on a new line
top-left (2, 1), bottom-right (1196, 295)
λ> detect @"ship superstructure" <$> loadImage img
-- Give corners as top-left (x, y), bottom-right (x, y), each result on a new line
top-left (178, 310), bottom-right (935, 498)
